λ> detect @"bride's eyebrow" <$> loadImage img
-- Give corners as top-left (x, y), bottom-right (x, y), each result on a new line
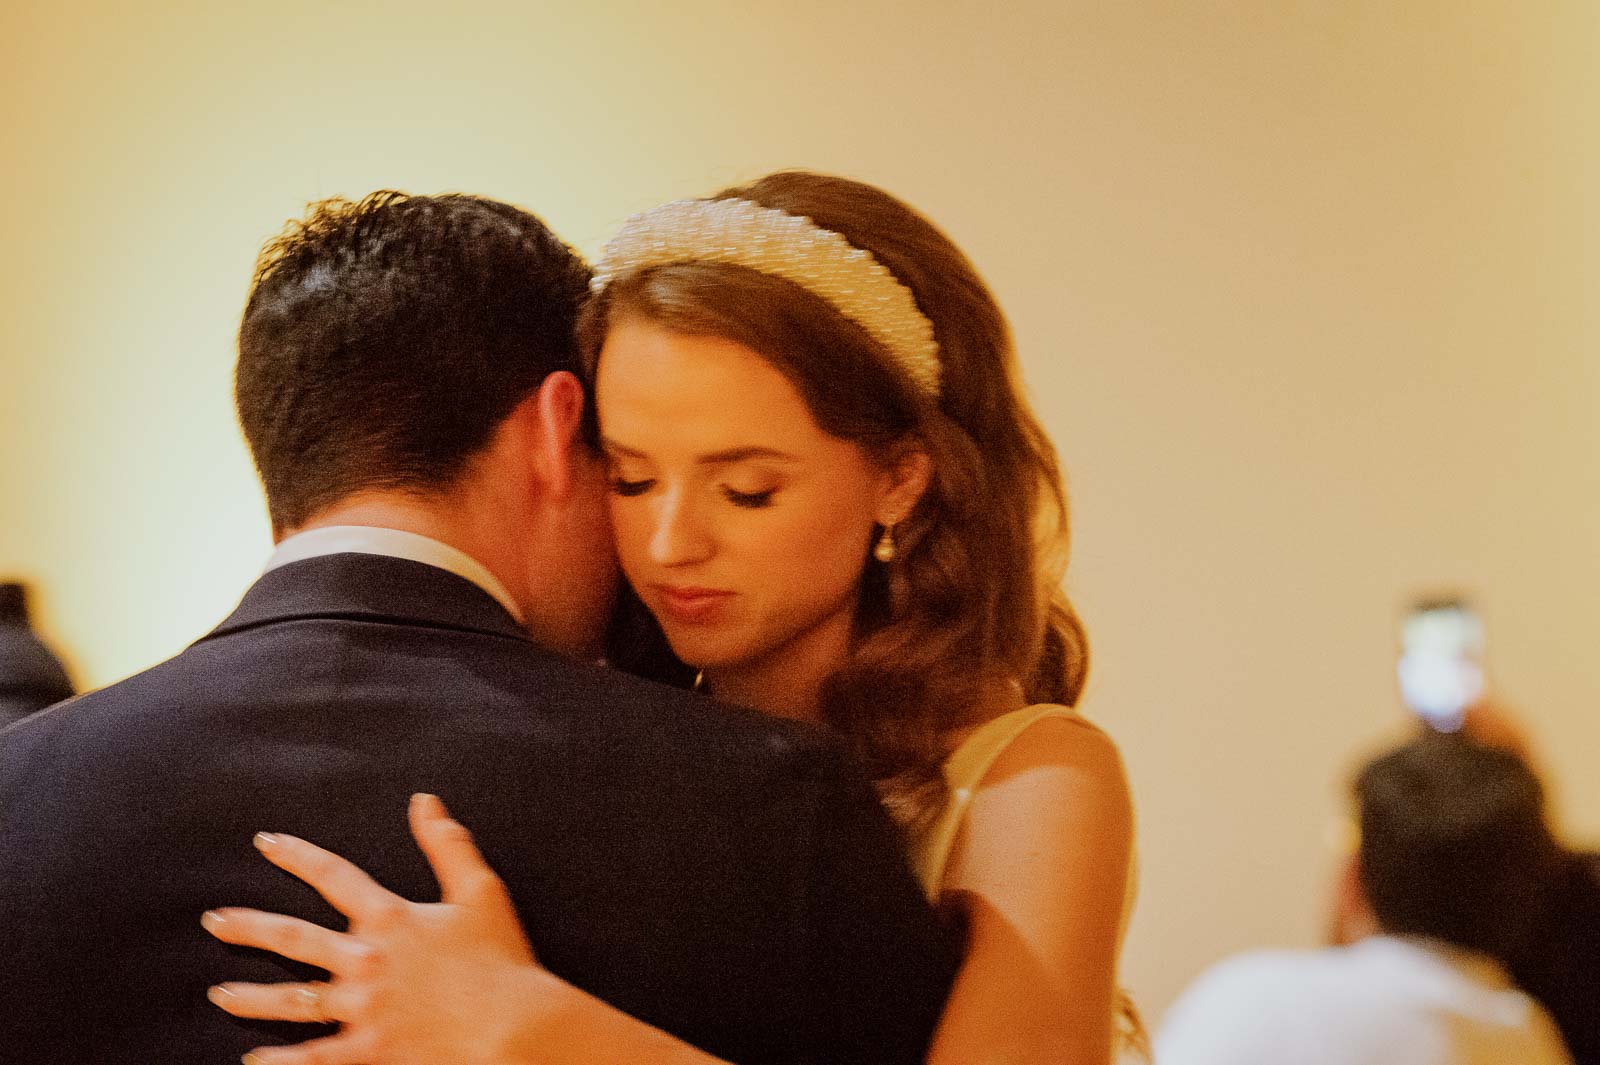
top-left (601, 438), bottom-right (798, 466)
top-left (696, 446), bottom-right (798, 466)
top-left (600, 437), bottom-right (648, 459)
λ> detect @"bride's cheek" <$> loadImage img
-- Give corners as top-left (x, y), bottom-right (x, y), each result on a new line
top-left (607, 504), bottom-right (651, 569)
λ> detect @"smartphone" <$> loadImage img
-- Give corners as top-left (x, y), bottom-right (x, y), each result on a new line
top-left (1397, 597), bottom-right (1484, 730)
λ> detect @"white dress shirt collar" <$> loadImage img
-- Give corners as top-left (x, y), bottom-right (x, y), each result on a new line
top-left (265, 525), bottom-right (523, 623)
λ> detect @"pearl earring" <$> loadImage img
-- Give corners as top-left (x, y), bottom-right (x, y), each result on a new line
top-left (874, 523), bottom-right (897, 564)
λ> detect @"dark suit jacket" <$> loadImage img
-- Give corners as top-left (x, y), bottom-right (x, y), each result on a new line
top-left (0, 553), bottom-right (958, 1065)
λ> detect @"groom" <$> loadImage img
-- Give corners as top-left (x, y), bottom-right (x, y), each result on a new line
top-left (0, 192), bottom-right (957, 1064)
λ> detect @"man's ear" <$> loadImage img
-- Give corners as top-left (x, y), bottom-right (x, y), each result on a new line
top-left (875, 442), bottom-right (933, 526)
top-left (527, 371), bottom-right (588, 501)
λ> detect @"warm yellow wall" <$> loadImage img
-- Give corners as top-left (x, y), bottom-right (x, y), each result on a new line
top-left (3, 0), bottom-right (1595, 1021)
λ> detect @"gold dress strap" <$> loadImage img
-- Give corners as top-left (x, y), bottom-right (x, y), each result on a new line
top-left (910, 703), bottom-right (1079, 899)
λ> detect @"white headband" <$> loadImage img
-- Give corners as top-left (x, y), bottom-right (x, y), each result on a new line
top-left (590, 198), bottom-right (942, 398)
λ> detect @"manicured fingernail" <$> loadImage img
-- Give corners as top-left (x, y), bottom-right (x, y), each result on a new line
top-left (201, 910), bottom-right (226, 930)
top-left (243, 1053), bottom-right (266, 1065)
top-left (253, 832), bottom-right (280, 850)
top-left (415, 793), bottom-right (451, 820)
top-left (207, 984), bottom-right (236, 1005)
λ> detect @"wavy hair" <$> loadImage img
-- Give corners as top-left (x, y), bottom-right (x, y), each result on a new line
top-left (237, 192), bottom-right (590, 533)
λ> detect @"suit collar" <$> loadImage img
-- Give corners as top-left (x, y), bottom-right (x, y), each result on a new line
top-left (201, 553), bottom-right (531, 645)
top-left (266, 525), bottom-right (524, 623)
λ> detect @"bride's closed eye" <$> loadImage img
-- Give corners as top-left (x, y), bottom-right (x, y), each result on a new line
top-left (610, 477), bottom-right (654, 498)
top-left (608, 474), bottom-right (778, 509)
top-left (722, 486), bottom-right (776, 509)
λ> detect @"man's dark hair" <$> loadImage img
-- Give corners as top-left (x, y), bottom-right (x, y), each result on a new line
top-left (236, 191), bottom-right (592, 532)
top-left (1355, 732), bottom-right (1562, 963)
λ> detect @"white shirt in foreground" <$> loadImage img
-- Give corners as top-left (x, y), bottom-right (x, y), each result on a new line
top-left (1156, 935), bottom-right (1572, 1065)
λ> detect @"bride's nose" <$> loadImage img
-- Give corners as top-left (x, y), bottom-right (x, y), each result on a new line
top-left (648, 487), bottom-right (715, 568)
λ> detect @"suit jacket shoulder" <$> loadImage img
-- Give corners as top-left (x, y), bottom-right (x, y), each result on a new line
top-left (0, 554), bottom-right (957, 1065)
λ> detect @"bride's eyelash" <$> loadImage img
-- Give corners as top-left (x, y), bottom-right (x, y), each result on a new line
top-left (609, 477), bottom-right (774, 508)
top-left (724, 487), bottom-right (776, 509)
top-left (610, 478), bottom-right (653, 497)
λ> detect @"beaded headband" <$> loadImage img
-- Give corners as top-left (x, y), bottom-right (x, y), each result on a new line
top-left (590, 198), bottom-right (942, 398)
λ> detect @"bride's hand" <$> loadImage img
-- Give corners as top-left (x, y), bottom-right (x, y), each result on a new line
top-left (203, 793), bottom-right (573, 1065)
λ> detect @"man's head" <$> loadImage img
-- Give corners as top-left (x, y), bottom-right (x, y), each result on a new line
top-left (236, 192), bottom-right (616, 653)
top-left (237, 192), bottom-right (592, 530)
top-left (1351, 732), bottom-right (1562, 963)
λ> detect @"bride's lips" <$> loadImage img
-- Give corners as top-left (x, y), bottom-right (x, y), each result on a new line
top-left (652, 584), bottom-right (734, 624)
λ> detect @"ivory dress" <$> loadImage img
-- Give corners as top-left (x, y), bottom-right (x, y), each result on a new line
top-left (911, 702), bottom-right (1096, 898)
top-left (909, 703), bottom-right (1143, 1058)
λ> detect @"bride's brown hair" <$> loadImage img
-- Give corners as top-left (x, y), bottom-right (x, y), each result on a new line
top-left (579, 170), bottom-right (1087, 829)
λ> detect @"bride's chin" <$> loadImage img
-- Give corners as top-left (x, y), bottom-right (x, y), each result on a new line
top-left (664, 634), bottom-right (765, 679)
top-left (669, 646), bottom-right (750, 675)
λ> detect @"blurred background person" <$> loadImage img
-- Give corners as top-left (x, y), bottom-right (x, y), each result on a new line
top-left (1456, 703), bottom-right (1600, 1065)
top-left (1512, 839), bottom-right (1600, 1065)
top-left (1155, 732), bottom-right (1572, 1065)
top-left (1386, 598), bottom-right (1597, 1063)
top-left (0, 581), bottom-right (74, 729)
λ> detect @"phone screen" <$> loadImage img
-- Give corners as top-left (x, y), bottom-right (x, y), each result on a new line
top-left (1397, 599), bottom-right (1484, 730)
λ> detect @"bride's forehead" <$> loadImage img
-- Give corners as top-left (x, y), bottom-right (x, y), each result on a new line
top-left (600, 407), bottom-right (823, 464)
top-left (599, 321), bottom-right (788, 387)
top-left (597, 383), bottom-right (852, 470)
top-left (596, 324), bottom-right (822, 432)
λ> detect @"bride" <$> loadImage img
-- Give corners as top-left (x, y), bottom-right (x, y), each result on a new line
top-left (202, 170), bottom-right (1140, 1064)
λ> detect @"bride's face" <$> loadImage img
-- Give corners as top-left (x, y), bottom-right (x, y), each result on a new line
top-left (595, 317), bottom-right (893, 677)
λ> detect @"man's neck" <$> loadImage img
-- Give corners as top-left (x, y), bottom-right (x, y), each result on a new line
top-left (279, 496), bottom-right (461, 550)
top-left (282, 493), bottom-right (530, 619)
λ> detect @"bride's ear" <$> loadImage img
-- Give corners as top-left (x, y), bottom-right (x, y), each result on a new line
top-left (875, 442), bottom-right (933, 525)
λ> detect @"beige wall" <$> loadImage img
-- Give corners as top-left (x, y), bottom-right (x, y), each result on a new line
top-left (4, 0), bottom-right (1595, 1020)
